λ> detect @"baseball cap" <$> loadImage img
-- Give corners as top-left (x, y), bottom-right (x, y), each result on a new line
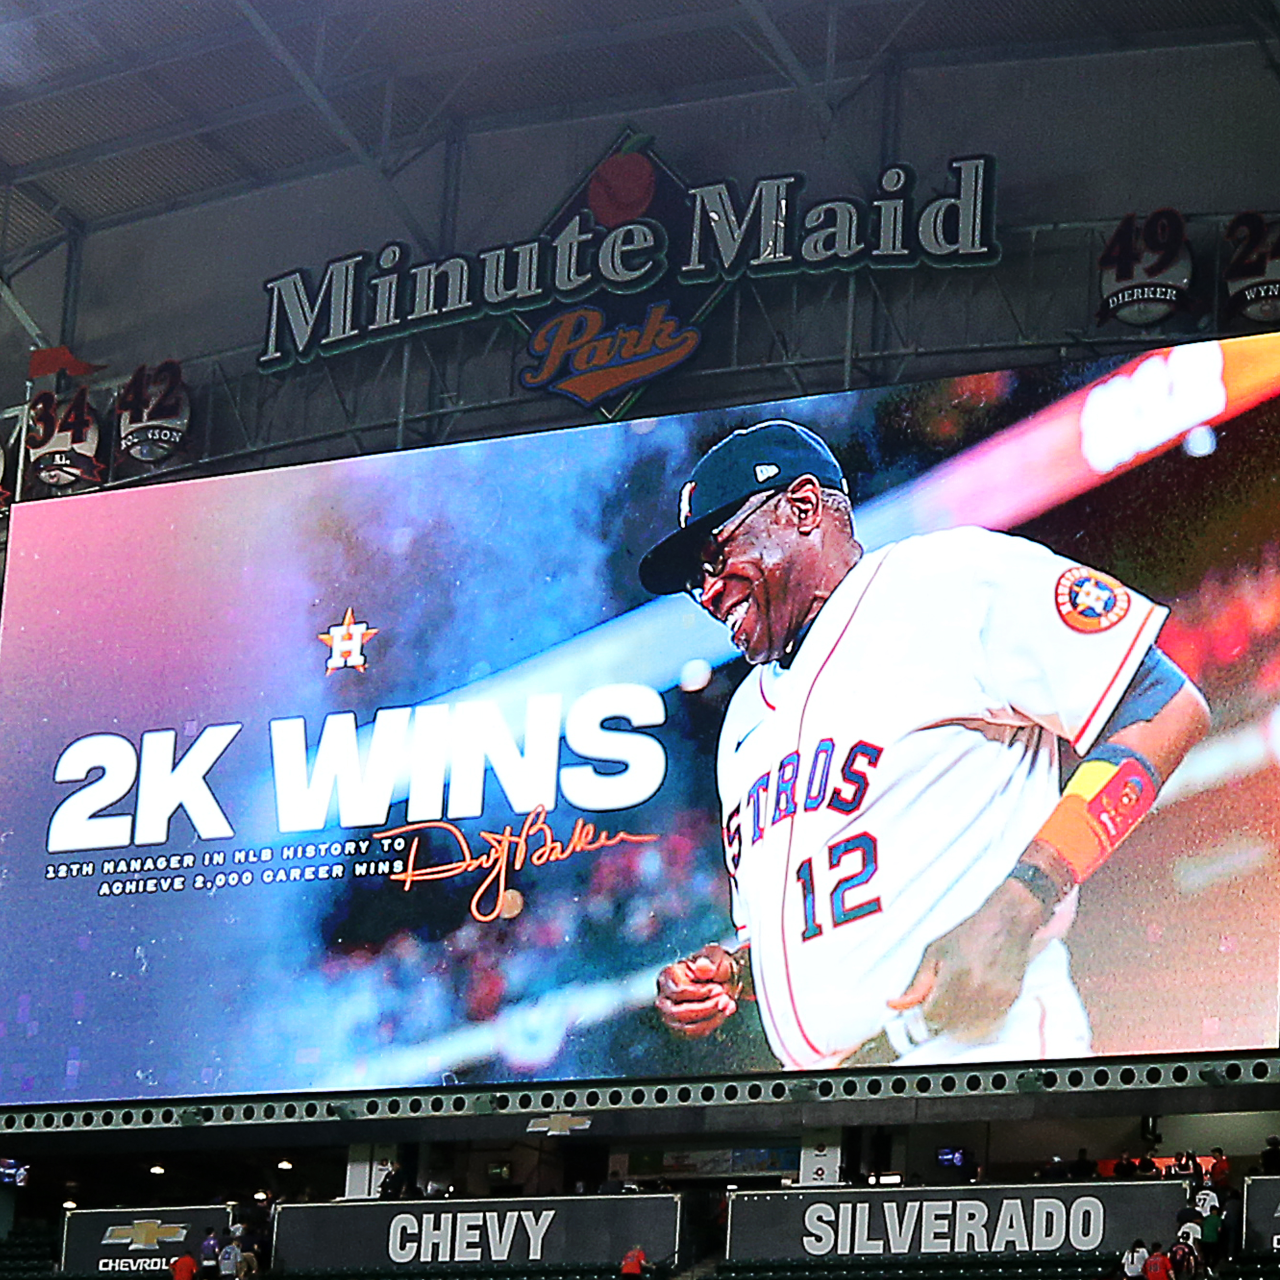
top-left (638, 419), bottom-right (849, 595)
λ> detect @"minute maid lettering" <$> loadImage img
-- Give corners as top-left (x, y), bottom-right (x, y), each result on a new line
top-left (258, 133), bottom-right (999, 412)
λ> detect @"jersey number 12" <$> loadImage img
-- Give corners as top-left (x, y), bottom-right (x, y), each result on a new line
top-left (796, 741), bottom-right (882, 938)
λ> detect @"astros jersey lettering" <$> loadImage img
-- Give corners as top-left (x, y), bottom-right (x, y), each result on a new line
top-left (717, 526), bottom-right (1167, 1069)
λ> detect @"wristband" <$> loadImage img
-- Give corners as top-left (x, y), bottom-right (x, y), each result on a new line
top-left (1007, 861), bottom-right (1064, 916)
top-left (1034, 745), bottom-right (1159, 884)
top-left (884, 1006), bottom-right (935, 1057)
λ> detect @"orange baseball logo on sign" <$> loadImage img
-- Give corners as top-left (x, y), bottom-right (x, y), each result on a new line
top-left (1055, 567), bottom-right (1131, 633)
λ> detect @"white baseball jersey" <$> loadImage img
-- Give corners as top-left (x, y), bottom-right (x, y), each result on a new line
top-left (717, 526), bottom-right (1168, 1069)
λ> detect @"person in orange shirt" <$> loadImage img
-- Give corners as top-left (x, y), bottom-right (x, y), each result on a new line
top-left (1143, 1243), bottom-right (1174, 1280)
top-left (620, 1245), bottom-right (651, 1277)
top-left (170, 1252), bottom-right (199, 1280)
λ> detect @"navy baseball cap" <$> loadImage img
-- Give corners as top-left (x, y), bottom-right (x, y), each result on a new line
top-left (639, 419), bottom-right (848, 595)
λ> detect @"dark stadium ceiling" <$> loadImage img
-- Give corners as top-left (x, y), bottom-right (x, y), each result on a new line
top-left (0, 0), bottom-right (1277, 275)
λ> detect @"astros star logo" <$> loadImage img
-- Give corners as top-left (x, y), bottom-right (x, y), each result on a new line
top-left (1055, 567), bottom-right (1130, 633)
top-left (319, 607), bottom-right (379, 674)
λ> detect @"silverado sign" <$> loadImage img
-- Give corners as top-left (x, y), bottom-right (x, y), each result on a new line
top-left (258, 134), bottom-right (999, 412)
top-left (727, 1182), bottom-right (1187, 1260)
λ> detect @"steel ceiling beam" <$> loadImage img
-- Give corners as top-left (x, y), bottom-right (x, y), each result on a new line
top-left (81, 149), bottom-right (371, 236)
top-left (230, 0), bottom-right (437, 259)
top-left (902, 24), bottom-right (1251, 67)
top-left (0, 1), bottom-right (795, 114)
top-left (386, 66), bottom-right (478, 178)
top-left (0, 0), bottom-right (1253, 118)
top-left (737, 0), bottom-right (835, 132)
top-left (835, 0), bottom-right (927, 111)
top-left (1241, 0), bottom-right (1280, 89)
top-left (0, 271), bottom-right (48, 345)
top-left (6, 73), bottom-right (379, 185)
top-left (1, 231), bottom-right (67, 280)
top-left (0, 154), bottom-right (84, 237)
top-left (395, 0), bottom-right (816, 76)
top-left (0, 6), bottom-right (310, 112)
top-left (66, 25), bottom-right (1262, 243)
top-left (0, 0), bottom-right (101, 35)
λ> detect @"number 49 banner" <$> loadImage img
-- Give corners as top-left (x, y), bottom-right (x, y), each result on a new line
top-left (1097, 208), bottom-right (1192, 325)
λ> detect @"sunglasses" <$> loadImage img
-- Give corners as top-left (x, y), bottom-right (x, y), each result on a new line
top-left (685, 488), bottom-right (783, 601)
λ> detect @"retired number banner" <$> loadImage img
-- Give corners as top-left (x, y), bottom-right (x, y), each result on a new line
top-left (726, 1183), bottom-right (1187, 1260)
top-left (271, 1196), bottom-right (682, 1271)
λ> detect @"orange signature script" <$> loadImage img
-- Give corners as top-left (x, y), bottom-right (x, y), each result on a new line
top-left (378, 806), bottom-right (658, 923)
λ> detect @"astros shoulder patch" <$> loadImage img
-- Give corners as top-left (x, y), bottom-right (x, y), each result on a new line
top-left (1055, 566), bottom-right (1131, 633)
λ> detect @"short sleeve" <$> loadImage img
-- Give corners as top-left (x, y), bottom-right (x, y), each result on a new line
top-left (967, 529), bottom-right (1168, 754)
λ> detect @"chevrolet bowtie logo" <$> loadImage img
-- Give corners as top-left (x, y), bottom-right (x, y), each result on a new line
top-left (526, 1114), bottom-right (592, 1136)
top-left (102, 1222), bottom-right (189, 1250)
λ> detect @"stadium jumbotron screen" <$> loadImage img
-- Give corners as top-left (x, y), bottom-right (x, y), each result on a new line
top-left (2, 333), bottom-right (1279, 1103)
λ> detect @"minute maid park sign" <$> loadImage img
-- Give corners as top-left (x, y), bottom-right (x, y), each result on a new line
top-left (258, 133), bottom-right (999, 414)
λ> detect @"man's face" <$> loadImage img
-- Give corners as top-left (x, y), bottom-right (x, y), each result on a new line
top-left (692, 489), bottom-right (801, 664)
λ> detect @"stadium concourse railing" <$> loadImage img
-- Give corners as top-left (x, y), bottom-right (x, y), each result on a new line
top-left (0, 1050), bottom-right (1277, 1134)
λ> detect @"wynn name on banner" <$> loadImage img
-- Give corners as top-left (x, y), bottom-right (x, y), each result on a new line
top-left (802, 1196), bottom-right (1106, 1257)
top-left (46, 684), bottom-right (666, 855)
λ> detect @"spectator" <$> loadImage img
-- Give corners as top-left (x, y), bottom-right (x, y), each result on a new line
top-left (1261, 1136), bottom-right (1280, 1176)
top-left (1195, 1185), bottom-right (1220, 1218)
top-left (199, 1230), bottom-right (219, 1278)
top-left (1137, 1151), bottom-right (1160, 1179)
top-left (170, 1253), bottom-right (198, 1280)
top-left (1143, 1244), bottom-right (1174, 1280)
top-left (378, 1161), bottom-right (410, 1200)
top-left (1122, 1240), bottom-right (1149, 1278)
top-left (1209, 1148), bottom-right (1230, 1191)
top-left (1169, 1152), bottom-right (1197, 1180)
top-left (1169, 1233), bottom-right (1199, 1280)
top-left (1069, 1148), bottom-right (1098, 1180)
top-left (1221, 1190), bottom-right (1244, 1259)
top-left (217, 1236), bottom-right (241, 1280)
top-left (1176, 1203), bottom-right (1203, 1242)
top-left (620, 1244), bottom-right (651, 1277)
top-left (1114, 1151), bottom-right (1138, 1180)
top-left (1201, 1206), bottom-right (1223, 1271)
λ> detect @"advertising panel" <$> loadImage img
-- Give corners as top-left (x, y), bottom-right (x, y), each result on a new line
top-left (62, 1206), bottom-right (230, 1274)
top-left (1243, 1176), bottom-right (1280, 1251)
top-left (4, 334), bottom-right (1280, 1102)
top-left (271, 1195), bottom-right (681, 1271)
top-left (726, 1183), bottom-right (1187, 1260)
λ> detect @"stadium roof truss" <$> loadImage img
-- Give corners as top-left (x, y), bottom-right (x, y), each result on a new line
top-left (0, 0), bottom-right (1273, 355)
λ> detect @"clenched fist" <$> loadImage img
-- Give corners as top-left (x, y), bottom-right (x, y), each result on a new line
top-left (655, 943), bottom-right (747, 1038)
